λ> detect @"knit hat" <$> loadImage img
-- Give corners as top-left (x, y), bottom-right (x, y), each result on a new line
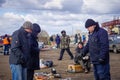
top-left (85, 19), bottom-right (97, 28)
top-left (61, 30), bottom-right (66, 34)
top-left (22, 21), bottom-right (33, 30)
top-left (33, 23), bottom-right (41, 33)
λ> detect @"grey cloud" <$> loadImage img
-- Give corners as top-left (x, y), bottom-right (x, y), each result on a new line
top-left (39, 0), bottom-right (52, 4)
top-left (61, 0), bottom-right (83, 13)
top-left (1, 0), bottom-right (120, 15)
top-left (81, 0), bottom-right (120, 14)
top-left (109, 5), bottom-right (120, 14)
top-left (0, 0), bottom-right (6, 7)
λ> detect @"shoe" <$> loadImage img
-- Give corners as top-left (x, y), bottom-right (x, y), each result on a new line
top-left (70, 57), bottom-right (74, 60)
top-left (58, 59), bottom-right (62, 60)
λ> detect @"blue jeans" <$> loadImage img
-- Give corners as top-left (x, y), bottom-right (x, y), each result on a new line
top-left (10, 64), bottom-right (27, 80)
top-left (4, 44), bottom-right (10, 55)
top-left (93, 63), bottom-right (111, 80)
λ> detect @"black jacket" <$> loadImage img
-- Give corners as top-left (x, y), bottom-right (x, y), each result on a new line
top-left (27, 33), bottom-right (40, 70)
top-left (9, 27), bottom-right (31, 67)
top-left (75, 47), bottom-right (84, 54)
top-left (27, 23), bottom-right (41, 70)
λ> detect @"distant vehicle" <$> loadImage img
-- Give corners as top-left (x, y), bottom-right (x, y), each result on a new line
top-left (0, 37), bottom-right (3, 47)
top-left (109, 35), bottom-right (120, 53)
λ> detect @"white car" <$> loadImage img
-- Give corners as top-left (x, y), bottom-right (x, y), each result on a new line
top-left (109, 35), bottom-right (120, 53)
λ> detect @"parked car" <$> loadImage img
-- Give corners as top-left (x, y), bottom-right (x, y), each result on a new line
top-left (109, 35), bottom-right (120, 53)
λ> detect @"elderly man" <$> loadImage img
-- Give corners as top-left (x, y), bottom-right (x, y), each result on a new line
top-left (9, 21), bottom-right (33, 80)
top-left (83, 19), bottom-right (111, 80)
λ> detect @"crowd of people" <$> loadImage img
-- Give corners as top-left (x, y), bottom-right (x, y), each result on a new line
top-left (3, 18), bottom-right (111, 80)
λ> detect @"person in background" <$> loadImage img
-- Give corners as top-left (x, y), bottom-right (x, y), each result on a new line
top-left (9, 21), bottom-right (33, 80)
top-left (55, 34), bottom-right (60, 48)
top-left (83, 19), bottom-right (111, 80)
top-left (82, 35), bottom-right (86, 44)
top-left (74, 42), bottom-right (90, 73)
top-left (78, 33), bottom-right (82, 42)
top-left (74, 34), bottom-right (78, 44)
top-left (58, 30), bottom-right (74, 60)
top-left (49, 35), bottom-right (54, 47)
top-left (2, 34), bottom-right (11, 55)
top-left (27, 23), bottom-right (41, 80)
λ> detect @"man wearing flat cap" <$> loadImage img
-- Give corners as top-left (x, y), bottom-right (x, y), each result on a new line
top-left (83, 19), bottom-right (111, 80)
top-left (9, 21), bottom-right (33, 80)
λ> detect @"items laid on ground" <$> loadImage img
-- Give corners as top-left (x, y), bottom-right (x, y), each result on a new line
top-left (40, 59), bottom-right (53, 68)
top-left (59, 78), bottom-right (72, 80)
top-left (34, 68), bottom-right (61, 80)
top-left (37, 59), bottom-right (85, 80)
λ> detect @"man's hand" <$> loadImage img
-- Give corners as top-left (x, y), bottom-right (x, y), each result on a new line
top-left (99, 58), bottom-right (105, 64)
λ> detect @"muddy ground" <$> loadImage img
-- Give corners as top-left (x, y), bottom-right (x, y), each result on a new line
top-left (0, 45), bottom-right (120, 80)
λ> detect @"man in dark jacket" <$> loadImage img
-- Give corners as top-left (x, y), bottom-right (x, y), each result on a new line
top-left (27, 23), bottom-right (41, 80)
top-left (83, 19), bottom-right (111, 80)
top-left (9, 21), bottom-right (33, 80)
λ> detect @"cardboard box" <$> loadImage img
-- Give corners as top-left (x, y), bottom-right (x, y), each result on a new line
top-left (67, 64), bottom-right (83, 73)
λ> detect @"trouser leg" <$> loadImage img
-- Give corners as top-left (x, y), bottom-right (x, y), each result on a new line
top-left (93, 64), bottom-right (99, 80)
top-left (59, 49), bottom-right (65, 60)
top-left (27, 69), bottom-right (34, 80)
top-left (4, 45), bottom-right (9, 55)
top-left (66, 48), bottom-right (74, 59)
top-left (4, 45), bottom-right (6, 55)
top-left (10, 64), bottom-right (22, 80)
top-left (93, 64), bottom-right (111, 80)
top-left (22, 67), bottom-right (27, 80)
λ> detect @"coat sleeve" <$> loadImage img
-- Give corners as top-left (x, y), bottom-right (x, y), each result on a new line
top-left (67, 35), bottom-right (70, 44)
top-left (11, 31), bottom-right (23, 57)
top-left (83, 42), bottom-right (89, 56)
top-left (99, 29), bottom-right (109, 60)
top-left (31, 41), bottom-right (40, 54)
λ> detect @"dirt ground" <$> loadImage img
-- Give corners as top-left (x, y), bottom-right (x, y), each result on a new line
top-left (0, 45), bottom-right (120, 80)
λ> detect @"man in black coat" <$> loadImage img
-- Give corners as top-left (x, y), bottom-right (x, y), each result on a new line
top-left (27, 23), bottom-right (41, 80)
top-left (9, 21), bottom-right (33, 80)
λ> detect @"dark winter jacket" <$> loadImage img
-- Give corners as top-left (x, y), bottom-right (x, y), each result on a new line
top-left (27, 34), bottom-right (40, 70)
top-left (74, 47), bottom-right (84, 61)
top-left (83, 23), bottom-right (109, 64)
top-left (27, 23), bottom-right (41, 70)
top-left (49, 36), bottom-right (53, 41)
top-left (75, 47), bottom-right (84, 54)
top-left (9, 27), bottom-right (31, 67)
top-left (55, 35), bottom-right (60, 44)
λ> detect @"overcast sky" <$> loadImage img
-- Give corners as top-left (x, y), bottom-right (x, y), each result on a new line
top-left (0, 0), bottom-right (120, 36)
